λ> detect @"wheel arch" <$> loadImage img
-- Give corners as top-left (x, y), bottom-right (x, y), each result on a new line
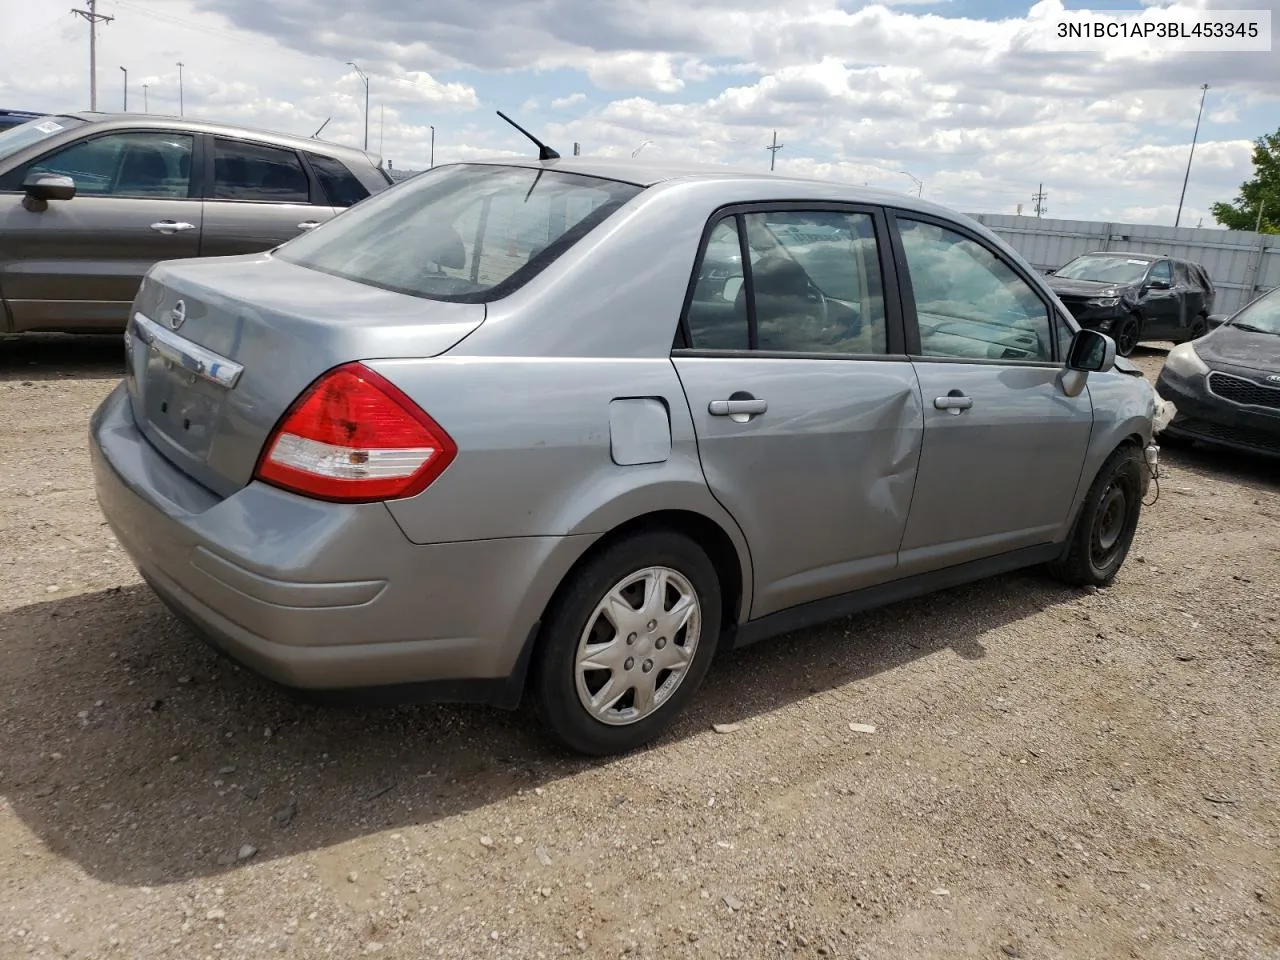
top-left (506, 508), bottom-right (751, 708)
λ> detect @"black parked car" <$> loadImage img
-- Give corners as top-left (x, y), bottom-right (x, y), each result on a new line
top-left (0, 109), bottom-right (46, 131)
top-left (1155, 285), bottom-right (1280, 459)
top-left (1045, 252), bottom-right (1215, 357)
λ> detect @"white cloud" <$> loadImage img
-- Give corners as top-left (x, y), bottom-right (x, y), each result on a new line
top-left (550, 93), bottom-right (588, 109)
top-left (0, 0), bottom-right (1273, 226)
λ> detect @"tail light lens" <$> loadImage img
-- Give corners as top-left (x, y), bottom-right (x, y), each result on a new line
top-left (254, 362), bottom-right (456, 503)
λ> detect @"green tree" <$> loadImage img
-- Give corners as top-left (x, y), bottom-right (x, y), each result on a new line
top-left (1211, 129), bottom-right (1280, 233)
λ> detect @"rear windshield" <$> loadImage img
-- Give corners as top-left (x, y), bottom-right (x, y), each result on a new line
top-left (275, 163), bottom-right (643, 302)
top-left (0, 115), bottom-right (87, 164)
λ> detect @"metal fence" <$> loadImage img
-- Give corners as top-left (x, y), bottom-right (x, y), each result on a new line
top-left (966, 214), bottom-right (1278, 317)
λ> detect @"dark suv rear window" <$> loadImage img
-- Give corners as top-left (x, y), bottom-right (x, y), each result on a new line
top-left (275, 163), bottom-right (643, 302)
top-left (308, 153), bottom-right (369, 207)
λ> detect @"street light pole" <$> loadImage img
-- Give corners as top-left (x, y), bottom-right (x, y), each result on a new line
top-left (120, 66), bottom-right (127, 111)
top-left (429, 124), bottom-right (435, 168)
top-left (142, 83), bottom-right (149, 113)
top-left (1175, 83), bottom-right (1209, 229)
top-left (899, 170), bottom-right (923, 197)
top-left (176, 61), bottom-right (184, 116)
top-left (346, 61), bottom-right (369, 151)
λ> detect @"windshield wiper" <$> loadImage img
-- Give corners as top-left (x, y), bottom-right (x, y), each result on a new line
top-left (1228, 322), bottom-right (1277, 335)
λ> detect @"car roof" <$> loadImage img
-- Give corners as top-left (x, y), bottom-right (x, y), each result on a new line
top-left (1075, 251), bottom-right (1161, 261)
top-left (62, 111), bottom-right (379, 165)
top-left (457, 154), bottom-right (958, 214)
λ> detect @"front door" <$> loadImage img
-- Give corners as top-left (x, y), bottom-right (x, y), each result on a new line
top-left (890, 214), bottom-right (1093, 575)
top-left (199, 136), bottom-right (336, 258)
top-left (0, 130), bottom-right (200, 332)
top-left (673, 206), bottom-right (924, 618)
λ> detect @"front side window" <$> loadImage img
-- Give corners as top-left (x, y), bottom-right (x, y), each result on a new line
top-left (213, 139), bottom-right (310, 203)
top-left (684, 209), bottom-right (889, 355)
top-left (897, 217), bottom-right (1052, 362)
top-left (275, 163), bottom-right (643, 302)
top-left (1148, 259), bottom-right (1172, 284)
top-left (11, 131), bottom-right (192, 198)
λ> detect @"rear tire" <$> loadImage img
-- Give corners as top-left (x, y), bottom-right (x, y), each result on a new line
top-left (1048, 444), bottom-right (1145, 587)
top-left (530, 530), bottom-right (722, 756)
top-left (1187, 313), bottom-right (1207, 341)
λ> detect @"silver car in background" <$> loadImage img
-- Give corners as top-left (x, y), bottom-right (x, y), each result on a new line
top-left (90, 158), bottom-right (1158, 755)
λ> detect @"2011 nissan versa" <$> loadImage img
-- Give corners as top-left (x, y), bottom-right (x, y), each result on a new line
top-left (91, 143), bottom-right (1160, 756)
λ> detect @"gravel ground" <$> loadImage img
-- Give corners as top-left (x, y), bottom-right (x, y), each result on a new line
top-left (1, 336), bottom-right (1277, 960)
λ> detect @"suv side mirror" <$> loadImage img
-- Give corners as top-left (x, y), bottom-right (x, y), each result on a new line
top-left (1206, 314), bottom-right (1227, 330)
top-left (22, 172), bottom-right (76, 208)
top-left (1146, 277), bottom-right (1171, 290)
top-left (1067, 329), bottom-right (1116, 373)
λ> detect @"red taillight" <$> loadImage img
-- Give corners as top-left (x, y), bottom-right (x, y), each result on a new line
top-left (254, 362), bottom-right (456, 503)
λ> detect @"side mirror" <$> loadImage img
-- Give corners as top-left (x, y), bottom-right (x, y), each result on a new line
top-left (1043, 268), bottom-right (1056, 275)
top-left (1146, 278), bottom-right (1171, 290)
top-left (1067, 329), bottom-right (1116, 373)
top-left (1206, 314), bottom-right (1227, 330)
top-left (23, 172), bottom-right (76, 202)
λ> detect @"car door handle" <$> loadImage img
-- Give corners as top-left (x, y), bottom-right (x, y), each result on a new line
top-left (934, 394), bottom-right (974, 413)
top-left (150, 220), bottom-right (196, 234)
top-left (709, 398), bottom-right (767, 417)
top-left (297, 220), bottom-right (321, 230)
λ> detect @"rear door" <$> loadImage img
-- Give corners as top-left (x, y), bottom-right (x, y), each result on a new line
top-left (1140, 257), bottom-right (1180, 338)
top-left (673, 204), bottom-right (924, 619)
top-left (0, 129), bottom-right (200, 332)
top-left (198, 136), bottom-right (336, 258)
top-left (889, 212), bottom-right (1092, 575)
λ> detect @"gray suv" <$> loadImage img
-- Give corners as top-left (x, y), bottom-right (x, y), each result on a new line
top-left (90, 158), bottom-right (1161, 756)
top-left (0, 112), bottom-right (390, 334)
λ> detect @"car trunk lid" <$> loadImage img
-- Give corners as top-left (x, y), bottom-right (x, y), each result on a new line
top-left (124, 253), bottom-right (484, 499)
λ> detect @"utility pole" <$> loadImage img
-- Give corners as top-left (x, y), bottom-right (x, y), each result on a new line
top-left (120, 66), bottom-right (127, 111)
top-left (1258, 200), bottom-right (1267, 233)
top-left (72, 0), bottom-right (114, 111)
top-left (1175, 83), bottom-right (1209, 229)
top-left (346, 61), bottom-right (369, 151)
top-left (765, 130), bottom-right (783, 171)
top-left (1032, 183), bottom-right (1048, 218)
top-left (176, 61), bottom-right (184, 116)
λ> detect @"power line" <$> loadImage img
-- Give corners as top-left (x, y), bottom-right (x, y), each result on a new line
top-left (71, 0), bottom-right (114, 111)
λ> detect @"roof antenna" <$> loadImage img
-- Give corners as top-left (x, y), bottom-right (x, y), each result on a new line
top-left (496, 110), bottom-right (560, 160)
top-left (311, 117), bottom-right (331, 139)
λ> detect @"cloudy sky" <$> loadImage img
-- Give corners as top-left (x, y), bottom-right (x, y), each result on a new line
top-left (1, 0), bottom-right (1276, 226)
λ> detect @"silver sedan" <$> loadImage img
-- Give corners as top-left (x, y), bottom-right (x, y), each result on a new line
top-left (90, 156), bottom-right (1159, 755)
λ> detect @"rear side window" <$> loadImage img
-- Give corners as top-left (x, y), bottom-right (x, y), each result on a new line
top-left (213, 139), bottom-right (310, 203)
top-left (308, 153), bottom-right (369, 207)
top-left (275, 163), bottom-right (643, 302)
top-left (684, 209), bottom-right (889, 355)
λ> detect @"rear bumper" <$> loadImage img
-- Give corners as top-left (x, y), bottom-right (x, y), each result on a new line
top-left (1155, 368), bottom-right (1280, 459)
top-left (90, 381), bottom-right (590, 700)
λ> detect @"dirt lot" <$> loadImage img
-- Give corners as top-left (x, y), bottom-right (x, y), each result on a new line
top-left (0, 336), bottom-right (1276, 960)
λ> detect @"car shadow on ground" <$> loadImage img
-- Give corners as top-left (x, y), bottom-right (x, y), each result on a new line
top-left (0, 334), bottom-right (124, 382)
top-left (1, 571), bottom-right (1078, 887)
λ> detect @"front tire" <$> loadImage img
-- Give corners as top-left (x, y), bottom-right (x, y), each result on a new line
top-left (1114, 314), bottom-right (1142, 357)
top-left (1048, 444), bottom-right (1145, 587)
top-left (1187, 313), bottom-right (1207, 342)
top-left (530, 530), bottom-right (722, 756)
